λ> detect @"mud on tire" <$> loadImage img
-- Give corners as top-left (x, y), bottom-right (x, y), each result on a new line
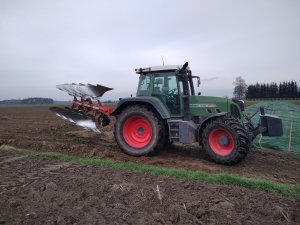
top-left (202, 117), bottom-right (250, 165)
top-left (114, 105), bottom-right (166, 156)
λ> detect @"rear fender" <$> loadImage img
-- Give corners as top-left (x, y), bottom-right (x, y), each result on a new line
top-left (111, 97), bottom-right (171, 119)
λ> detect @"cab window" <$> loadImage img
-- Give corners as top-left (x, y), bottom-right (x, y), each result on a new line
top-left (152, 73), bottom-right (180, 114)
top-left (137, 74), bottom-right (151, 96)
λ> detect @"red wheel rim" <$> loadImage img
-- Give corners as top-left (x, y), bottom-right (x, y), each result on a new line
top-left (208, 128), bottom-right (234, 156)
top-left (123, 116), bottom-right (152, 148)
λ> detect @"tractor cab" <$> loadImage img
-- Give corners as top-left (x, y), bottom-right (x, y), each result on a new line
top-left (135, 63), bottom-right (200, 116)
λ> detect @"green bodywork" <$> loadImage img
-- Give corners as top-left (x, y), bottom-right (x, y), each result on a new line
top-left (136, 69), bottom-right (245, 122)
top-left (189, 96), bottom-right (245, 122)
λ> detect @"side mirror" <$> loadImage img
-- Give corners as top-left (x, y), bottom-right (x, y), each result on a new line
top-left (192, 76), bottom-right (201, 87)
top-left (198, 92), bottom-right (201, 96)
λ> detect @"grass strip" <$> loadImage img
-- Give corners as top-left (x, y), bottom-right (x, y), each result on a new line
top-left (2, 147), bottom-right (300, 197)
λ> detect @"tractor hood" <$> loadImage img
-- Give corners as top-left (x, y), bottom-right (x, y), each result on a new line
top-left (189, 96), bottom-right (243, 120)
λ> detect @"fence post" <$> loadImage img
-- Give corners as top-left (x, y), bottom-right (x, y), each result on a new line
top-left (288, 111), bottom-right (293, 152)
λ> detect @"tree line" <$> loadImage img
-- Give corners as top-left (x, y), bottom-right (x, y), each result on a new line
top-left (245, 81), bottom-right (299, 99)
top-left (0, 98), bottom-right (54, 105)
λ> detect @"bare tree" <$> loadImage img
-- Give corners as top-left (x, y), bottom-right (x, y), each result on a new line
top-left (233, 76), bottom-right (247, 99)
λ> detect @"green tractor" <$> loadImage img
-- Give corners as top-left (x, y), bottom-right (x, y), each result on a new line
top-left (52, 62), bottom-right (283, 165)
top-left (112, 62), bottom-right (283, 165)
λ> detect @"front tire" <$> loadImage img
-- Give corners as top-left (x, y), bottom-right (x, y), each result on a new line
top-left (202, 117), bottom-right (250, 165)
top-left (114, 105), bottom-right (165, 156)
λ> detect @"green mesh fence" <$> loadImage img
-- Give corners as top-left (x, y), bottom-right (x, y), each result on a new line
top-left (246, 102), bottom-right (300, 152)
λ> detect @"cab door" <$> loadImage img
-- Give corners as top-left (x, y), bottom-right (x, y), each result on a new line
top-left (152, 72), bottom-right (181, 115)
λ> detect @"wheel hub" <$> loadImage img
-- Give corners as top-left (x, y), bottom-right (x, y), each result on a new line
top-left (137, 127), bottom-right (145, 135)
top-left (219, 135), bottom-right (230, 146)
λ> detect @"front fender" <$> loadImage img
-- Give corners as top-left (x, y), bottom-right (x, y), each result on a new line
top-left (197, 112), bottom-right (227, 142)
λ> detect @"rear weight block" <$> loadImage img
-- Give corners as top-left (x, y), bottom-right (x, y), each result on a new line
top-left (260, 115), bottom-right (283, 137)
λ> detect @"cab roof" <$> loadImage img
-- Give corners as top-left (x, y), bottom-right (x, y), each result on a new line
top-left (135, 65), bottom-right (190, 74)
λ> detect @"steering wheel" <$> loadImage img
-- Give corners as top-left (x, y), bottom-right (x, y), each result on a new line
top-left (166, 88), bottom-right (178, 106)
top-left (168, 88), bottom-right (177, 95)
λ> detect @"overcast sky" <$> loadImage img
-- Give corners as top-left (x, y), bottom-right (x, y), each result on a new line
top-left (0, 0), bottom-right (299, 101)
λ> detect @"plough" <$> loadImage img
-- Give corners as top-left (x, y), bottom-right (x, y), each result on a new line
top-left (50, 83), bottom-right (114, 133)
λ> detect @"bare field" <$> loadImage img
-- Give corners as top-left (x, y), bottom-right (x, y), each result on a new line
top-left (0, 106), bottom-right (300, 224)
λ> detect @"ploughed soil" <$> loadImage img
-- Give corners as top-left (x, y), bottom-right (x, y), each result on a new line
top-left (0, 106), bottom-right (300, 184)
top-left (1, 150), bottom-right (300, 225)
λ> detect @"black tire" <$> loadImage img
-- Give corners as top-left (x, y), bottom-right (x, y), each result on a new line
top-left (201, 117), bottom-right (250, 165)
top-left (97, 113), bottom-right (110, 127)
top-left (114, 105), bottom-right (166, 156)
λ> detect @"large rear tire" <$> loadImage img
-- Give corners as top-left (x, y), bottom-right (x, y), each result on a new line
top-left (202, 117), bottom-right (250, 165)
top-left (114, 105), bottom-right (165, 156)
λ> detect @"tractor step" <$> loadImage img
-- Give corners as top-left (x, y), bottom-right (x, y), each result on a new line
top-left (168, 121), bottom-right (180, 142)
top-left (167, 120), bottom-right (197, 144)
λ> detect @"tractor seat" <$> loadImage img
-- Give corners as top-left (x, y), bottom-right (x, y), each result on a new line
top-left (162, 87), bottom-right (169, 95)
top-left (153, 86), bottom-right (161, 94)
top-left (153, 78), bottom-right (163, 94)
